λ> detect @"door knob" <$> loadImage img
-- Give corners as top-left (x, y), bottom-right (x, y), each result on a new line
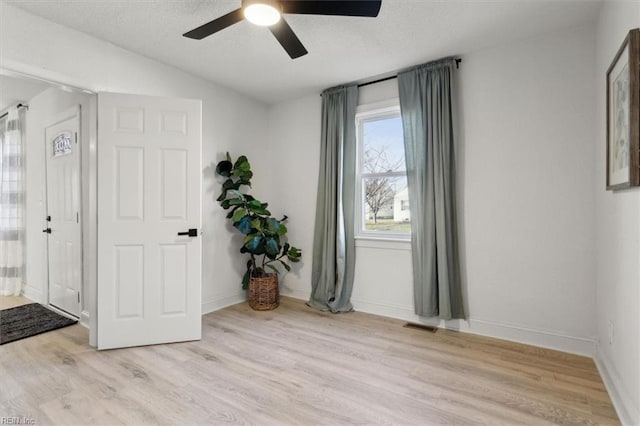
top-left (42, 228), bottom-right (51, 234)
top-left (177, 228), bottom-right (198, 237)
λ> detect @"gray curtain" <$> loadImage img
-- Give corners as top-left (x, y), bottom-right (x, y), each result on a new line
top-left (308, 84), bottom-right (358, 313)
top-left (398, 58), bottom-right (464, 320)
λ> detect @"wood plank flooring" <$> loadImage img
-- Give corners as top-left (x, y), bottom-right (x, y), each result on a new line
top-left (0, 295), bottom-right (32, 310)
top-left (0, 296), bottom-right (619, 425)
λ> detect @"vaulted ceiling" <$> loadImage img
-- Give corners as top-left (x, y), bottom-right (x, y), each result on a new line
top-left (7, 0), bottom-right (601, 104)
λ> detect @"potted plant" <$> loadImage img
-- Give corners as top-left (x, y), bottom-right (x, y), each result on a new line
top-left (216, 153), bottom-right (302, 310)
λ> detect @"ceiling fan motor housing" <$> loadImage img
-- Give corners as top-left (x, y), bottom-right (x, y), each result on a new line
top-left (242, 0), bottom-right (282, 13)
top-left (242, 0), bottom-right (283, 26)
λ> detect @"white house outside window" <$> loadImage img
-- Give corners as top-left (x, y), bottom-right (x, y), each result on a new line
top-left (355, 102), bottom-right (410, 240)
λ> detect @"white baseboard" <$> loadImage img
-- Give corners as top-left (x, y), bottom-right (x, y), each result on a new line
top-left (280, 287), bottom-right (311, 302)
top-left (22, 285), bottom-right (43, 303)
top-left (80, 310), bottom-right (90, 329)
top-left (202, 292), bottom-right (246, 315)
top-left (207, 287), bottom-right (595, 356)
top-left (350, 297), bottom-right (595, 357)
top-left (594, 344), bottom-right (638, 426)
top-left (463, 318), bottom-right (595, 357)
top-left (200, 283), bottom-right (309, 315)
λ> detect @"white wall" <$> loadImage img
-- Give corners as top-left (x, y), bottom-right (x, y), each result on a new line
top-left (458, 25), bottom-right (597, 353)
top-left (594, 2), bottom-right (640, 424)
top-left (267, 25), bottom-right (599, 356)
top-left (263, 94), bottom-right (322, 299)
top-left (1, 4), bottom-right (270, 316)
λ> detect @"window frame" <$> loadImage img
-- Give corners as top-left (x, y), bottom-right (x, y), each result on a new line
top-left (355, 99), bottom-right (410, 242)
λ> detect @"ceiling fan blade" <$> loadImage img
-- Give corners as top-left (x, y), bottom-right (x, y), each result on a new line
top-left (269, 17), bottom-right (308, 59)
top-left (183, 8), bottom-right (244, 39)
top-left (279, 1), bottom-right (382, 17)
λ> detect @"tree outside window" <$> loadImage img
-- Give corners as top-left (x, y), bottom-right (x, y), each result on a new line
top-left (357, 106), bottom-right (410, 237)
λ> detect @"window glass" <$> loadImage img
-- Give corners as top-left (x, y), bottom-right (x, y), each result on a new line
top-left (356, 106), bottom-right (410, 239)
top-left (361, 116), bottom-right (405, 173)
top-left (53, 131), bottom-right (72, 156)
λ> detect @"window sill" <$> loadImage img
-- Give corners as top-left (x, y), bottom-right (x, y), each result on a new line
top-left (355, 236), bottom-right (412, 251)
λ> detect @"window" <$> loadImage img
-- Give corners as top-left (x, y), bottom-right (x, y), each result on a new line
top-left (356, 102), bottom-right (410, 239)
top-left (52, 131), bottom-right (73, 156)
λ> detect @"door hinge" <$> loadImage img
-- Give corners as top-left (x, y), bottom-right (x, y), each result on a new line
top-left (75, 132), bottom-right (78, 144)
top-left (77, 292), bottom-right (80, 303)
top-left (76, 212), bottom-right (79, 223)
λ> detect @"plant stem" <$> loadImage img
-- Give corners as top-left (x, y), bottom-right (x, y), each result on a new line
top-left (250, 254), bottom-right (256, 277)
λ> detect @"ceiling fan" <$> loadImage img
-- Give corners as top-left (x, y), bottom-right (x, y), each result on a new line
top-left (183, 0), bottom-right (382, 59)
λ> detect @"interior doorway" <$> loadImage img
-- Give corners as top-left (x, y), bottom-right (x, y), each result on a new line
top-left (2, 69), bottom-right (203, 349)
top-left (0, 69), bottom-right (96, 343)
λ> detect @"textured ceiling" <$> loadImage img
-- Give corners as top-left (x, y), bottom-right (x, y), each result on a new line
top-left (6, 0), bottom-right (601, 104)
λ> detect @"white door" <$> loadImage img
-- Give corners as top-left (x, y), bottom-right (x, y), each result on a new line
top-left (45, 106), bottom-right (82, 318)
top-left (97, 93), bottom-right (202, 350)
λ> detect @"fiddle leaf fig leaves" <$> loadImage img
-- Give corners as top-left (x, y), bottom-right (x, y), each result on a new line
top-left (244, 235), bottom-right (262, 252)
top-left (233, 155), bottom-right (249, 170)
top-left (287, 246), bottom-right (302, 262)
top-left (232, 208), bottom-right (247, 223)
top-left (215, 160), bottom-right (233, 177)
top-left (222, 179), bottom-right (239, 191)
top-left (266, 218), bottom-right (280, 234)
top-left (265, 238), bottom-right (280, 257)
top-left (215, 152), bottom-right (302, 287)
top-left (233, 216), bottom-right (252, 234)
top-left (241, 268), bottom-right (251, 290)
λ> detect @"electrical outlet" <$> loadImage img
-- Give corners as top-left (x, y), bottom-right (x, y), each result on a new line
top-left (608, 320), bottom-right (614, 345)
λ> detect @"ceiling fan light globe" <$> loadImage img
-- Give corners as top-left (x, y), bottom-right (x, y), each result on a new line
top-left (244, 4), bottom-right (281, 26)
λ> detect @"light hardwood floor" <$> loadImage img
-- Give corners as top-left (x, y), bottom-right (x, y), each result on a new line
top-left (0, 295), bottom-right (32, 309)
top-left (1, 296), bottom-right (618, 425)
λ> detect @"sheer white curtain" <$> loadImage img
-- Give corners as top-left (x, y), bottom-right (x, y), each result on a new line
top-left (0, 108), bottom-right (26, 296)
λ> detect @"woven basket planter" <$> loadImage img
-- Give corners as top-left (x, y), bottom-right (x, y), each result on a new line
top-left (248, 274), bottom-right (279, 311)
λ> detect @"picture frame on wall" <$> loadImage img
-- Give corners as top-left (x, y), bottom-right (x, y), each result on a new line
top-left (606, 28), bottom-right (640, 190)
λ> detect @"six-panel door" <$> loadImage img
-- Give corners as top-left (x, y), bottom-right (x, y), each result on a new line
top-left (97, 93), bottom-right (202, 350)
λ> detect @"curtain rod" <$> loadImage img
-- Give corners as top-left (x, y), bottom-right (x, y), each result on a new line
top-left (0, 103), bottom-right (29, 120)
top-left (358, 58), bottom-right (462, 88)
top-left (322, 58), bottom-right (462, 95)
top-left (358, 74), bottom-right (397, 89)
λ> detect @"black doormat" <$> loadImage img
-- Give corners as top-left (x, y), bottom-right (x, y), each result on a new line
top-left (0, 303), bottom-right (78, 345)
